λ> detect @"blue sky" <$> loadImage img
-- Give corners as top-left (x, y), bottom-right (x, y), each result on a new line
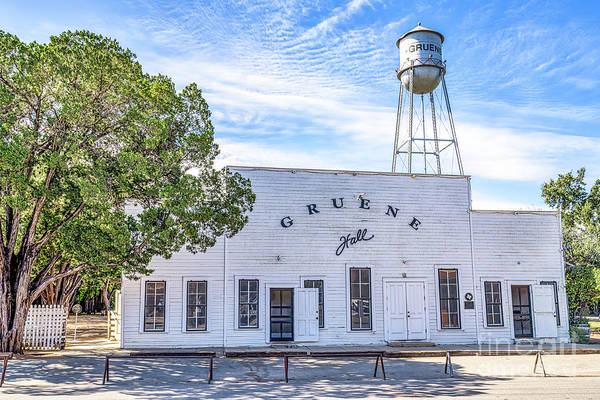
top-left (2, 0), bottom-right (600, 209)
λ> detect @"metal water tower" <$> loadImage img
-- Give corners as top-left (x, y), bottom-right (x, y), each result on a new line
top-left (391, 23), bottom-right (463, 175)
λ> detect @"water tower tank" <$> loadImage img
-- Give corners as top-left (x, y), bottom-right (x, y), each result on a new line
top-left (396, 23), bottom-right (445, 94)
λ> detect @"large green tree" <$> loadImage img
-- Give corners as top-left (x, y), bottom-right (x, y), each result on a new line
top-left (542, 168), bottom-right (600, 318)
top-left (0, 30), bottom-right (254, 353)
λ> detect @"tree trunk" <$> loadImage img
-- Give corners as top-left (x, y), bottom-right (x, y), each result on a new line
top-left (101, 279), bottom-right (111, 314)
top-left (0, 256), bottom-right (35, 354)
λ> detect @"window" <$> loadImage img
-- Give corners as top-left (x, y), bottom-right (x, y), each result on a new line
top-left (304, 280), bottom-right (324, 328)
top-left (438, 269), bottom-right (460, 329)
top-left (484, 281), bottom-right (503, 327)
top-left (540, 281), bottom-right (560, 325)
top-left (350, 268), bottom-right (371, 330)
top-left (239, 279), bottom-right (259, 328)
top-left (144, 281), bottom-right (165, 332)
top-left (186, 281), bottom-right (207, 331)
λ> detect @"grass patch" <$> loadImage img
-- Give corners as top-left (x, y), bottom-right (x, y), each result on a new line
top-left (589, 320), bottom-right (600, 332)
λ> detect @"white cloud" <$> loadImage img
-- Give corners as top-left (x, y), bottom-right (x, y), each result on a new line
top-left (470, 190), bottom-right (553, 211)
top-left (299, 0), bottom-right (376, 40)
top-left (459, 123), bottom-right (600, 182)
top-left (146, 53), bottom-right (600, 186)
top-left (215, 138), bottom-right (343, 170)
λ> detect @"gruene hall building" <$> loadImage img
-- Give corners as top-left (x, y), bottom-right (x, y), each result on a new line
top-left (121, 166), bottom-right (568, 348)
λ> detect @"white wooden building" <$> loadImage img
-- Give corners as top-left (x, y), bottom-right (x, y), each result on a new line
top-left (121, 166), bottom-right (569, 348)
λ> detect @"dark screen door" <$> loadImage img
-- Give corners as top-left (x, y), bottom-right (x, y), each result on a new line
top-left (270, 288), bottom-right (293, 341)
top-left (511, 285), bottom-right (533, 338)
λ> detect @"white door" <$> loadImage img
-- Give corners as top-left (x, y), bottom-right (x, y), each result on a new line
top-left (532, 284), bottom-right (558, 338)
top-left (385, 282), bottom-right (408, 341)
top-left (406, 282), bottom-right (427, 340)
top-left (294, 288), bottom-right (319, 342)
top-left (385, 281), bottom-right (426, 341)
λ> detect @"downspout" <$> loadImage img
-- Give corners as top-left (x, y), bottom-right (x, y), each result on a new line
top-left (223, 236), bottom-right (228, 350)
top-left (120, 273), bottom-right (124, 348)
top-left (558, 210), bottom-right (570, 337)
top-left (466, 177), bottom-right (481, 344)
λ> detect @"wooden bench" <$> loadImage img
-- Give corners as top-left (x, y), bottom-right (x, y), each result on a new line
top-left (0, 352), bottom-right (12, 387)
top-left (102, 352), bottom-right (216, 385)
top-left (282, 351), bottom-right (386, 383)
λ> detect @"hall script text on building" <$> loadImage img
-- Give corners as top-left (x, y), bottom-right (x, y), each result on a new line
top-left (278, 197), bottom-right (421, 255)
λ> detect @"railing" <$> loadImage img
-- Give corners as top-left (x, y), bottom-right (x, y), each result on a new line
top-left (107, 310), bottom-right (121, 341)
top-left (107, 290), bottom-right (121, 341)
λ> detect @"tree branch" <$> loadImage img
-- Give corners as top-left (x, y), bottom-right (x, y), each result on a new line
top-left (0, 222), bottom-right (5, 268)
top-left (5, 205), bottom-right (21, 264)
top-left (35, 202), bottom-right (85, 252)
top-left (29, 262), bottom-right (91, 301)
top-left (29, 251), bottom-right (63, 291)
top-left (21, 167), bottom-right (56, 253)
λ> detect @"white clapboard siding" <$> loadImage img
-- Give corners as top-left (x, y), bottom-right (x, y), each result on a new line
top-left (471, 211), bottom-right (569, 343)
top-left (120, 167), bottom-right (569, 348)
top-left (23, 305), bottom-right (67, 350)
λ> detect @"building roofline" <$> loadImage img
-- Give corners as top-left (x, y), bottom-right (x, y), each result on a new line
top-left (226, 165), bottom-right (470, 179)
top-left (470, 209), bottom-right (558, 215)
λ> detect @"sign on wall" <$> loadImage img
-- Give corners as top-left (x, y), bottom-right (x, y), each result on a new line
top-left (278, 196), bottom-right (421, 256)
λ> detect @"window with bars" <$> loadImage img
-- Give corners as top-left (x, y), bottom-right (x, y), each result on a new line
top-left (186, 281), bottom-right (207, 331)
top-left (350, 268), bottom-right (371, 330)
top-left (304, 280), bottom-right (324, 328)
top-left (144, 281), bottom-right (165, 332)
top-left (239, 279), bottom-right (259, 328)
top-left (540, 281), bottom-right (560, 326)
top-left (484, 281), bottom-right (503, 327)
top-left (438, 269), bottom-right (460, 329)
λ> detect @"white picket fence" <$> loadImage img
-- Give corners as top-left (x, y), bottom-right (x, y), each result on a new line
top-left (23, 305), bottom-right (67, 350)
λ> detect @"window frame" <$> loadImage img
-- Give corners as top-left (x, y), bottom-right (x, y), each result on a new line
top-left (437, 269), bottom-right (461, 329)
top-left (303, 279), bottom-right (325, 328)
top-left (185, 280), bottom-right (208, 332)
top-left (143, 280), bottom-right (166, 333)
top-left (483, 281), bottom-right (504, 327)
top-left (238, 279), bottom-right (259, 329)
top-left (349, 267), bottom-right (372, 331)
top-left (540, 280), bottom-right (561, 326)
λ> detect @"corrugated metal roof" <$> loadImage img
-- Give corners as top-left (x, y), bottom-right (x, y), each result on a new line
top-left (396, 22), bottom-right (445, 47)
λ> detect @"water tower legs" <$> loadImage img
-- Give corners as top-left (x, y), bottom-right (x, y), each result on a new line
top-left (441, 75), bottom-right (464, 175)
top-left (391, 71), bottom-right (463, 175)
top-left (429, 92), bottom-right (442, 174)
top-left (407, 65), bottom-right (415, 173)
top-left (392, 84), bottom-right (403, 173)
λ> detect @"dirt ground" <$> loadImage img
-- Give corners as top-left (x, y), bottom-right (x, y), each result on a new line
top-left (4, 353), bottom-right (600, 399)
top-left (4, 316), bottom-right (600, 398)
top-left (24, 314), bottom-right (120, 358)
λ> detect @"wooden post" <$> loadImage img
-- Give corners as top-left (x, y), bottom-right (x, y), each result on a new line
top-left (444, 351), bottom-right (454, 377)
top-left (107, 312), bottom-right (111, 340)
top-left (208, 356), bottom-right (213, 383)
top-left (102, 356), bottom-right (110, 384)
top-left (0, 354), bottom-right (10, 387)
top-left (284, 355), bottom-right (289, 383)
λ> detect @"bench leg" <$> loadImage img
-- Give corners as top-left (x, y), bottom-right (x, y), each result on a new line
top-left (1, 356), bottom-right (7, 387)
top-left (533, 351), bottom-right (546, 377)
top-left (208, 357), bottom-right (213, 384)
top-left (284, 356), bottom-right (289, 383)
top-left (379, 355), bottom-right (386, 380)
top-left (102, 357), bottom-right (109, 384)
top-left (374, 355), bottom-right (379, 377)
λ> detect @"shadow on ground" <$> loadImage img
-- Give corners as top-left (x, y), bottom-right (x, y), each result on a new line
top-left (0, 356), bottom-right (507, 398)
